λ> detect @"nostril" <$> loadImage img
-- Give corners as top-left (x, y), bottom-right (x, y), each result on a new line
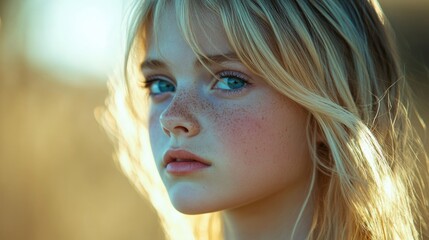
top-left (162, 127), bottom-right (171, 137)
top-left (159, 114), bottom-right (199, 137)
top-left (174, 126), bottom-right (189, 133)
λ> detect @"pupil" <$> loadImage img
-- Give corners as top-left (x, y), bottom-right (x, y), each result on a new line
top-left (227, 78), bottom-right (244, 89)
top-left (159, 81), bottom-right (175, 92)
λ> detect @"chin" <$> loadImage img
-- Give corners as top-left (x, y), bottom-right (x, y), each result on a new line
top-left (168, 189), bottom-right (220, 215)
top-left (170, 196), bottom-right (217, 215)
top-left (173, 205), bottom-right (207, 215)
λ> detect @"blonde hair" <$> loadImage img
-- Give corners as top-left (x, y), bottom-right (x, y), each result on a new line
top-left (99, 0), bottom-right (429, 239)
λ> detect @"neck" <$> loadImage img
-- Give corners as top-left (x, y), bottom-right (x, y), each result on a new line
top-left (221, 180), bottom-right (314, 240)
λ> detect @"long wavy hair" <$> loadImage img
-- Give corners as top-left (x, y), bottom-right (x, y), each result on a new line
top-left (99, 0), bottom-right (429, 239)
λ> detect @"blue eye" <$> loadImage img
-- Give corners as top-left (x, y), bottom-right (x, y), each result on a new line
top-left (144, 78), bottom-right (175, 95)
top-left (213, 71), bottom-right (248, 91)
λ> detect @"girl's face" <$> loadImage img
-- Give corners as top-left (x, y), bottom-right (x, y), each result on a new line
top-left (143, 7), bottom-right (312, 214)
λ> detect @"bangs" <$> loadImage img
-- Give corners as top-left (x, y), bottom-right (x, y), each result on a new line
top-left (175, 1), bottom-right (282, 79)
top-left (147, 0), bottom-right (335, 111)
top-left (143, 1), bottom-right (281, 80)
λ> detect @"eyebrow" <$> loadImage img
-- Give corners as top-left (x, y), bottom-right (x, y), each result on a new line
top-left (140, 52), bottom-right (240, 70)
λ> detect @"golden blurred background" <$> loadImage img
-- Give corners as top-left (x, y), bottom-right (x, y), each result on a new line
top-left (0, 1), bottom-right (427, 239)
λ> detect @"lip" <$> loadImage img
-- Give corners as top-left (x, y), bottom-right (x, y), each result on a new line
top-left (163, 149), bottom-right (211, 174)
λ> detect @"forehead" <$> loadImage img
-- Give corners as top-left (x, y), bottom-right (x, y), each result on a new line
top-left (146, 3), bottom-right (232, 58)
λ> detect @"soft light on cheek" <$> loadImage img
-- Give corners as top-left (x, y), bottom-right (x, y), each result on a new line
top-left (148, 103), bottom-right (167, 132)
top-left (148, 118), bottom-right (165, 144)
top-left (148, 109), bottom-right (167, 161)
top-left (211, 97), bottom-right (309, 172)
top-left (212, 107), bottom-right (266, 165)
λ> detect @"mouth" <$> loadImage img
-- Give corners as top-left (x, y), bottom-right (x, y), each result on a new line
top-left (163, 149), bottom-right (211, 174)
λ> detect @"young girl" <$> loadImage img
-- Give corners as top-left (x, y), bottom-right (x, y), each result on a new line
top-left (100, 0), bottom-right (429, 239)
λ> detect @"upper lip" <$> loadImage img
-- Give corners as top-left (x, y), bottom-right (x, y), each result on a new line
top-left (163, 149), bottom-right (212, 167)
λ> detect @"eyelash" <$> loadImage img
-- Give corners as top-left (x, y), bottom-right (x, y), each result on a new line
top-left (141, 70), bottom-right (251, 96)
top-left (214, 70), bottom-right (250, 94)
top-left (140, 75), bottom-right (174, 96)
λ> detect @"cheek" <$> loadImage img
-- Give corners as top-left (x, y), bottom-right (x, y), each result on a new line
top-left (212, 99), bottom-right (308, 169)
top-left (148, 119), bottom-right (163, 145)
top-left (148, 107), bottom-right (166, 159)
top-left (214, 111), bottom-right (265, 164)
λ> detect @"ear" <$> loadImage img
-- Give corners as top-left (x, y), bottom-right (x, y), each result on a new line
top-left (316, 127), bottom-right (326, 145)
top-left (310, 114), bottom-right (326, 145)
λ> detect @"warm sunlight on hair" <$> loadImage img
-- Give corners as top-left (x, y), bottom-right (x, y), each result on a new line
top-left (98, 72), bottom-right (202, 240)
top-left (382, 176), bottom-right (396, 200)
top-left (370, 0), bottom-right (386, 24)
top-left (99, 0), bottom-right (429, 239)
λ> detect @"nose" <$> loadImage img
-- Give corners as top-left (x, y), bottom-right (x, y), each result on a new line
top-left (159, 93), bottom-right (201, 138)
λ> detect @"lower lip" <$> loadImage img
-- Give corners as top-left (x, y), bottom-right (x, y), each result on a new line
top-left (166, 161), bottom-right (210, 175)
